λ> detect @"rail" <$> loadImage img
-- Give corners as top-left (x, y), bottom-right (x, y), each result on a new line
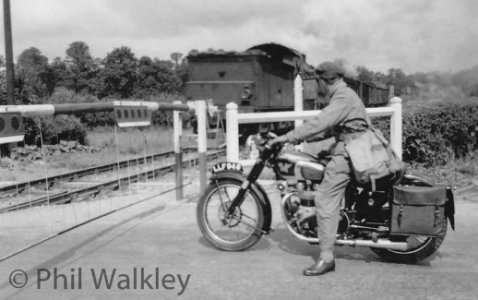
top-left (0, 148), bottom-right (226, 213)
top-left (0, 148), bottom-right (201, 198)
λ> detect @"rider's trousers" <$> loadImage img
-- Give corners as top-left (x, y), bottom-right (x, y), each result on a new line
top-left (314, 153), bottom-right (352, 262)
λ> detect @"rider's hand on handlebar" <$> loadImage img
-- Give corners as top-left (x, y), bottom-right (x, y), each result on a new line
top-left (266, 135), bottom-right (288, 148)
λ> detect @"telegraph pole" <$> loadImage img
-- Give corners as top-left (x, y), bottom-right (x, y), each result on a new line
top-left (2, 0), bottom-right (14, 156)
top-left (3, 0), bottom-right (15, 105)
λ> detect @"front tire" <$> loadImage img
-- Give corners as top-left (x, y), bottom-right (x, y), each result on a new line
top-left (371, 217), bottom-right (448, 264)
top-left (197, 179), bottom-right (265, 251)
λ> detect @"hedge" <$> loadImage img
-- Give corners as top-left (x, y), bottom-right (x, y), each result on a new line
top-left (374, 101), bottom-right (478, 167)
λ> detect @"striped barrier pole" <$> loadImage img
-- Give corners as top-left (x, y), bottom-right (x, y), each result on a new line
top-left (0, 101), bottom-right (191, 144)
top-left (0, 101), bottom-right (189, 117)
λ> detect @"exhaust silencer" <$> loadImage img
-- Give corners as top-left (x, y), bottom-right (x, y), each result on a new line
top-left (335, 239), bottom-right (408, 251)
top-left (286, 230), bottom-right (409, 251)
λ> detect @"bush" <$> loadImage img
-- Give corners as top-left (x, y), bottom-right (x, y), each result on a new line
top-left (374, 102), bottom-right (478, 167)
top-left (79, 112), bottom-right (116, 127)
top-left (23, 115), bottom-right (87, 146)
top-left (145, 94), bottom-right (183, 127)
top-left (48, 88), bottom-right (116, 128)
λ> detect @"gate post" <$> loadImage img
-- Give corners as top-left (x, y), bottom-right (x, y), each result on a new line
top-left (173, 100), bottom-right (183, 200)
top-left (389, 97), bottom-right (403, 160)
top-left (294, 75), bottom-right (304, 128)
top-left (226, 102), bottom-right (239, 162)
top-left (294, 75), bottom-right (304, 151)
top-left (196, 100), bottom-right (208, 193)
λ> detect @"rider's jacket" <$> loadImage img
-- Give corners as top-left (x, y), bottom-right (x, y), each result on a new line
top-left (285, 79), bottom-right (369, 155)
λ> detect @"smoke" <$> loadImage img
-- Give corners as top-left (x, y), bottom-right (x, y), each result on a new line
top-left (332, 59), bottom-right (360, 79)
top-left (413, 81), bottom-right (466, 103)
top-left (4, 0), bottom-right (478, 74)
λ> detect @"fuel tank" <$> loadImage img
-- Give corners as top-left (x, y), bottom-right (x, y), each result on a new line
top-left (276, 151), bottom-right (325, 183)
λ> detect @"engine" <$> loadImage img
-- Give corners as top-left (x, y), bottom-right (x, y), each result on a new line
top-left (275, 150), bottom-right (326, 213)
top-left (276, 150), bottom-right (353, 241)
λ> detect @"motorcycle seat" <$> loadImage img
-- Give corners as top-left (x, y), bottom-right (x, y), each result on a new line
top-left (356, 170), bottom-right (405, 191)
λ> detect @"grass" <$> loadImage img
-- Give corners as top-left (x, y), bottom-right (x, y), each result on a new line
top-left (408, 152), bottom-right (478, 189)
top-left (86, 126), bottom-right (175, 155)
top-left (0, 126), bottom-right (195, 183)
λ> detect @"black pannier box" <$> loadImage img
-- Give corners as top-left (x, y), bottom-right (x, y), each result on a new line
top-left (391, 185), bottom-right (447, 236)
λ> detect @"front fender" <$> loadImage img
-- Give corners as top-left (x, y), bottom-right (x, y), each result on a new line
top-left (209, 171), bottom-right (272, 234)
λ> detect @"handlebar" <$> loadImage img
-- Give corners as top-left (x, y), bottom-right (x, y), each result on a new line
top-left (249, 132), bottom-right (283, 152)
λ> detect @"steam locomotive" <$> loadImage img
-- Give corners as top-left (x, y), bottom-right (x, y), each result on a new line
top-left (185, 43), bottom-right (391, 140)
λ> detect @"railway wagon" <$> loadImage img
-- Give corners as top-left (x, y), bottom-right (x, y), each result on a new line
top-left (184, 43), bottom-right (390, 140)
top-left (344, 78), bottom-right (390, 107)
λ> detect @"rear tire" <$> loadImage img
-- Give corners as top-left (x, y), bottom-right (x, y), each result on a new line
top-left (371, 217), bottom-right (448, 264)
top-left (197, 179), bottom-right (265, 251)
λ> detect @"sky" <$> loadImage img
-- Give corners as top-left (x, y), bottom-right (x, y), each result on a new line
top-left (1, 0), bottom-right (477, 74)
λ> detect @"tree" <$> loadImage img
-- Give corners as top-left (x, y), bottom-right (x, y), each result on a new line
top-left (0, 71), bottom-right (6, 104)
top-left (64, 41), bottom-right (99, 94)
top-left (99, 46), bottom-right (138, 98)
top-left (170, 52), bottom-right (183, 71)
top-left (134, 56), bottom-right (183, 98)
top-left (16, 47), bottom-right (52, 98)
top-left (66, 41), bottom-right (92, 70)
top-left (135, 56), bottom-right (161, 97)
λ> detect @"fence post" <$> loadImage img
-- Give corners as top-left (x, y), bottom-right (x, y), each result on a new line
top-left (196, 100), bottom-right (208, 193)
top-left (226, 102), bottom-right (239, 162)
top-left (294, 75), bottom-right (303, 128)
top-left (294, 75), bottom-right (305, 152)
top-left (173, 100), bottom-right (183, 200)
top-left (389, 97), bottom-right (403, 160)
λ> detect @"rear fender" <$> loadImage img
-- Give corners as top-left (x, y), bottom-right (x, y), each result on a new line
top-left (209, 171), bottom-right (272, 233)
top-left (445, 187), bottom-right (455, 230)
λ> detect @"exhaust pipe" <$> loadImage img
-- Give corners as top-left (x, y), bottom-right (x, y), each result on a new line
top-left (280, 193), bottom-right (409, 252)
top-left (335, 239), bottom-right (408, 251)
top-left (287, 234), bottom-right (408, 251)
top-left (281, 223), bottom-right (408, 251)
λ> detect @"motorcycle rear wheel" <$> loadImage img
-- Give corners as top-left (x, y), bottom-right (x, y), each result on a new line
top-left (197, 179), bottom-right (265, 251)
top-left (371, 217), bottom-right (448, 264)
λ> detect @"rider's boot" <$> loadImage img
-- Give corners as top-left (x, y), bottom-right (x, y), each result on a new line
top-left (302, 259), bottom-right (335, 276)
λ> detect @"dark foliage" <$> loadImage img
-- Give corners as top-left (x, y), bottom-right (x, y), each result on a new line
top-left (23, 115), bottom-right (87, 146)
top-left (374, 102), bottom-right (478, 167)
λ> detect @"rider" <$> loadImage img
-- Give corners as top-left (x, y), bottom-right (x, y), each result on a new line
top-left (268, 61), bottom-right (370, 276)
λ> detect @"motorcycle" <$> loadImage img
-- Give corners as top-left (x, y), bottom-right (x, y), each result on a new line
top-left (196, 133), bottom-right (455, 263)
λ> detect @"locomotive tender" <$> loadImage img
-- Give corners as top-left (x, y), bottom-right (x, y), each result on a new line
top-left (185, 43), bottom-right (390, 140)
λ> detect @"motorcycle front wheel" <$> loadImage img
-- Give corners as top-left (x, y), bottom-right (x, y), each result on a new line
top-left (196, 179), bottom-right (265, 251)
top-left (371, 217), bottom-right (448, 264)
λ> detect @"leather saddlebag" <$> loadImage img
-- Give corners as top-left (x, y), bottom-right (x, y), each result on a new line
top-left (344, 128), bottom-right (405, 185)
top-left (391, 185), bottom-right (447, 236)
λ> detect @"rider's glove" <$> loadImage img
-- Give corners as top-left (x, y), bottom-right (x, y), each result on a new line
top-left (266, 135), bottom-right (288, 148)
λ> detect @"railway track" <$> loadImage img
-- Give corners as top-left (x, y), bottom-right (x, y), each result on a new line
top-left (0, 147), bottom-right (203, 199)
top-left (0, 148), bottom-right (226, 214)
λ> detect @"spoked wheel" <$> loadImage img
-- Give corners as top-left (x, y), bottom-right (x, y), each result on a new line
top-left (371, 218), bottom-right (448, 264)
top-left (196, 179), bottom-right (265, 251)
